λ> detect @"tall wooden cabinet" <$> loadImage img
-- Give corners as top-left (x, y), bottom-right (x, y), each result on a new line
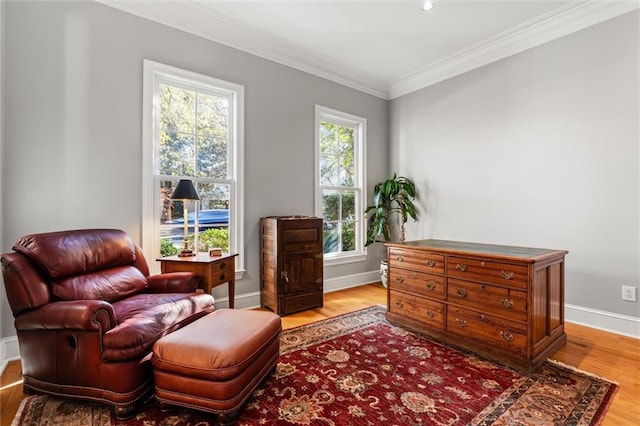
top-left (260, 216), bottom-right (323, 316)
top-left (385, 239), bottom-right (568, 370)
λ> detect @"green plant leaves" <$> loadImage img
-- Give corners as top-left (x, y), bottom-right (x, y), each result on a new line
top-left (364, 173), bottom-right (418, 246)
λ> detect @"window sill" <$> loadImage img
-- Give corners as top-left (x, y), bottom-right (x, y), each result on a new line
top-left (323, 253), bottom-right (367, 267)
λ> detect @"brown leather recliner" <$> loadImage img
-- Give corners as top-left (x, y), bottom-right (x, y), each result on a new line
top-left (1, 229), bottom-right (215, 418)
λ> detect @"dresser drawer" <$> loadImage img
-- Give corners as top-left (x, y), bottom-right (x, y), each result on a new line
top-left (389, 291), bottom-right (444, 329)
top-left (447, 278), bottom-right (527, 322)
top-left (447, 256), bottom-right (528, 289)
top-left (389, 269), bottom-right (445, 299)
top-left (447, 307), bottom-right (527, 356)
top-left (389, 248), bottom-right (444, 275)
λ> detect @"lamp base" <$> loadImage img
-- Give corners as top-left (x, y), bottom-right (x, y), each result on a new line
top-left (178, 238), bottom-right (195, 257)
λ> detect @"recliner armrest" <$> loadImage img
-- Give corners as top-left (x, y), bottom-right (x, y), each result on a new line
top-left (14, 300), bottom-right (116, 332)
top-left (147, 272), bottom-right (198, 293)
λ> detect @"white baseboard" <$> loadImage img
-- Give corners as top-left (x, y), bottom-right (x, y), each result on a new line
top-left (0, 336), bottom-right (19, 376)
top-left (215, 270), bottom-right (381, 311)
top-left (565, 303), bottom-right (640, 339)
top-left (4, 277), bottom-right (635, 376)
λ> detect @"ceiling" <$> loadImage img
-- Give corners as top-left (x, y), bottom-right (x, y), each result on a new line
top-left (98, 0), bottom-right (638, 99)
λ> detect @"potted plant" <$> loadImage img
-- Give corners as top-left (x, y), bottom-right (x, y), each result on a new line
top-left (365, 173), bottom-right (418, 287)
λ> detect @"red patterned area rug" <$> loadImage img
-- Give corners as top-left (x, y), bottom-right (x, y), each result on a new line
top-left (12, 305), bottom-right (617, 426)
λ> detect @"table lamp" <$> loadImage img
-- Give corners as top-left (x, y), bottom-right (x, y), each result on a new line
top-left (171, 179), bottom-right (200, 257)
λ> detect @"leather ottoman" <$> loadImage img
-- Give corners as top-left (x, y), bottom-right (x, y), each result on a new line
top-left (151, 309), bottom-right (281, 425)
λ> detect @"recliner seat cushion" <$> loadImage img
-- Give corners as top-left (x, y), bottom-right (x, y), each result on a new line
top-left (52, 266), bottom-right (148, 303)
top-left (103, 293), bottom-right (214, 362)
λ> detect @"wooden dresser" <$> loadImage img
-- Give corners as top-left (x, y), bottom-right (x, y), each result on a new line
top-left (260, 216), bottom-right (323, 316)
top-left (385, 239), bottom-right (568, 370)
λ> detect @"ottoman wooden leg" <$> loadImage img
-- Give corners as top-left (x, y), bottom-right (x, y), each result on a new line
top-left (217, 409), bottom-right (240, 426)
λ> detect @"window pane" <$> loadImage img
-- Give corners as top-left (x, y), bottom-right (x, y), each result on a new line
top-left (323, 222), bottom-right (339, 254)
top-left (197, 182), bottom-right (230, 210)
top-left (322, 190), bottom-right (339, 221)
top-left (320, 154), bottom-right (339, 186)
top-left (160, 130), bottom-right (195, 176)
top-left (342, 221), bottom-right (356, 252)
top-left (320, 121), bottom-right (337, 154)
top-left (160, 85), bottom-right (195, 134)
top-left (340, 191), bottom-right (355, 220)
top-left (196, 136), bottom-right (228, 178)
top-left (339, 161), bottom-right (354, 187)
top-left (194, 181), bottom-right (230, 253)
top-left (197, 93), bottom-right (229, 139)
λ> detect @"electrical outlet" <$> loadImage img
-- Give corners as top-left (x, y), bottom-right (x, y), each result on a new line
top-left (622, 286), bottom-right (637, 302)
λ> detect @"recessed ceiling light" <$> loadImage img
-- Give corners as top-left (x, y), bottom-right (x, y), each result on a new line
top-left (422, 1), bottom-right (434, 11)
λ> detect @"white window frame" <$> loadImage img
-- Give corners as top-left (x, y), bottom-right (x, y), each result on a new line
top-left (314, 105), bottom-right (367, 266)
top-left (142, 60), bottom-right (245, 279)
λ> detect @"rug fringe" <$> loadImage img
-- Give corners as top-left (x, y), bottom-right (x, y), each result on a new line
top-left (546, 358), bottom-right (620, 385)
top-left (10, 397), bottom-right (29, 426)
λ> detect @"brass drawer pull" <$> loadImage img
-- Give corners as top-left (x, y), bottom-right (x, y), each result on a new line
top-left (395, 300), bottom-right (404, 308)
top-left (395, 276), bottom-right (405, 283)
top-left (425, 259), bottom-right (436, 267)
top-left (456, 289), bottom-right (467, 298)
top-left (500, 270), bottom-right (515, 280)
top-left (281, 271), bottom-right (289, 283)
top-left (499, 331), bottom-right (514, 341)
top-left (425, 281), bottom-right (436, 291)
top-left (500, 298), bottom-right (515, 309)
top-left (426, 309), bottom-right (436, 318)
top-left (395, 254), bottom-right (404, 262)
top-left (455, 318), bottom-right (468, 327)
top-left (455, 263), bottom-right (467, 272)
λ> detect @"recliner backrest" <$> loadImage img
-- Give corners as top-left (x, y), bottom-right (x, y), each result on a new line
top-left (2, 229), bottom-right (151, 316)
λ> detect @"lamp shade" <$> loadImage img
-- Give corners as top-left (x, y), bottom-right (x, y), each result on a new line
top-left (171, 179), bottom-right (200, 201)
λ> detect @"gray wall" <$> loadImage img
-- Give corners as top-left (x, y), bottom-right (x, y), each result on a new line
top-left (1, 1), bottom-right (388, 338)
top-left (391, 11), bottom-right (639, 318)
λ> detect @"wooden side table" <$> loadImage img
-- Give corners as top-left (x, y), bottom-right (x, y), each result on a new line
top-left (157, 253), bottom-right (238, 308)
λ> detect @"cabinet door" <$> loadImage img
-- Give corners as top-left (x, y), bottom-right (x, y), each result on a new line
top-left (282, 252), bottom-right (322, 294)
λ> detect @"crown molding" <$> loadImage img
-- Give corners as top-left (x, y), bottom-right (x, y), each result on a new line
top-left (96, 0), bottom-right (389, 99)
top-left (97, 1), bottom-right (638, 101)
top-left (388, 0), bottom-right (640, 99)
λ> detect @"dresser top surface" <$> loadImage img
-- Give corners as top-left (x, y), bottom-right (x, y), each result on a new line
top-left (385, 239), bottom-right (567, 261)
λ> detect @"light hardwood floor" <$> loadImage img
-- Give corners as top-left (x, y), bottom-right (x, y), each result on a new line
top-left (1, 283), bottom-right (638, 425)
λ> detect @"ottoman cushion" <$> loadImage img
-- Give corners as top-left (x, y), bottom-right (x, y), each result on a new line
top-left (152, 309), bottom-right (280, 381)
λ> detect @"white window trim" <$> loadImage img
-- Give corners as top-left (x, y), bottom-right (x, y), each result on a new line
top-left (142, 60), bottom-right (245, 278)
top-left (314, 105), bottom-right (367, 266)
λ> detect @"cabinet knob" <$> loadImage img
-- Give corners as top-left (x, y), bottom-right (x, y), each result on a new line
top-left (500, 298), bottom-right (515, 309)
top-left (500, 270), bottom-right (515, 280)
top-left (456, 289), bottom-right (467, 298)
top-left (425, 259), bottom-right (436, 267)
top-left (219, 274), bottom-right (225, 281)
top-left (425, 309), bottom-right (436, 318)
top-left (220, 262), bottom-right (226, 269)
top-left (455, 263), bottom-right (467, 272)
top-left (425, 281), bottom-right (436, 291)
top-left (499, 331), bottom-right (514, 341)
top-left (455, 318), bottom-right (468, 328)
